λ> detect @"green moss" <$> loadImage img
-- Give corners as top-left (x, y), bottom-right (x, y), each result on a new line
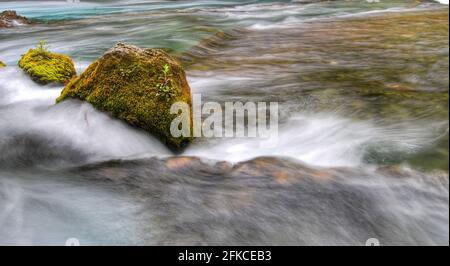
top-left (18, 42), bottom-right (76, 85)
top-left (0, 61), bottom-right (5, 68)
top-left (57, 43), bottom-right (193, 150)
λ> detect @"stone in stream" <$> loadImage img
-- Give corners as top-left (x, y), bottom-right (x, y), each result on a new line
top-left (66, 156), bottom-right (449, 245)
top-left (18, 41), bottom-right (77, 85)
top-left (57, 43), bottom-right (193, 150)
top-left (0, 10), bottom-right (31, 28)
top-left (0, 61), bottom-right (5, 68)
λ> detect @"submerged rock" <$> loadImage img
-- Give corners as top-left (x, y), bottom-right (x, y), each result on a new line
top-left (57, 43), bottom-right (193, 150)
top-left (18, 42), bottom-right (76, 85)
top-left (66, 156), bottom-right (449, 245)
top-left (0, 61), bottom-right (5, 68)
top-left (0, 10), bottom-right (31, 28)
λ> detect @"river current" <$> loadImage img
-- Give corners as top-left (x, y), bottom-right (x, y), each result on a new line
top-left (0, 0), bottom-right (448, 245)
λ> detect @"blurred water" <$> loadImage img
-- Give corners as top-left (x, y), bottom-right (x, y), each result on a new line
top-left (0, 0), bottom-right (448, 245)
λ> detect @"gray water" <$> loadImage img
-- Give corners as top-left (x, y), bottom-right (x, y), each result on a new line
top-left (0, 0), bottom-right (448, 245)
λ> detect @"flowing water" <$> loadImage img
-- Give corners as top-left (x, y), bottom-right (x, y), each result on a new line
top-left (0, 0), bottom-right (448, 245)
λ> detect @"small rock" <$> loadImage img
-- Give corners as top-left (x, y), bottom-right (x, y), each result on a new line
top-left (386, 83), bottom-right (414, 91)
top-left (0, 10), bottom-right (31, 28)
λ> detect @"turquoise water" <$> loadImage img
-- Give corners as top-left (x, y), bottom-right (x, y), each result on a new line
top-left (1, 0), bottom-right (443, 61)
top-left (2, 0), bottom-right (440, 21)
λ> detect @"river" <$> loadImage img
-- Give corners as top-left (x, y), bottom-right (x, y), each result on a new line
top-left (0, 0), bottom-right (448, 245)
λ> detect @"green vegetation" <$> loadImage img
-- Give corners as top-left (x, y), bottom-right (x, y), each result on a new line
top-left (57, 43), bottom-right (193, 150)
top-left (156, 64), bottom-right (176, 101)
top-left (18, 41), bottom-right (76, 85)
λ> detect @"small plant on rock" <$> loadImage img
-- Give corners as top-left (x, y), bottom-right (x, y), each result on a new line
top-left (35, 40), bottom-right (50, 57)
top-left (37, 40), bottom-right (47, 52)
top-left (156, 63), bottom-right (175, 101)
top-left (18, 40), bottom-right (76, 84)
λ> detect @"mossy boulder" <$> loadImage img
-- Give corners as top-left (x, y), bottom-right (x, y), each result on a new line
top-left (0, 61), bottom-right (5, 68)
top-left (18, 42), bottom-right (76, 85)
top-left (57, 43), bottom-right (193, 150)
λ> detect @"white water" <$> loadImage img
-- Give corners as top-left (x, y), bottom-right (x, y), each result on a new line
top-left (0, 71), bottom-right (170, 163)
top-left (185, 114), bottom-right (442, 167)
top-left (0, 172), bottom-right (145, 245)
top-left (435, 0), bottom-right (449, 5)
top-left (0, 66), bottom-right (444, 168)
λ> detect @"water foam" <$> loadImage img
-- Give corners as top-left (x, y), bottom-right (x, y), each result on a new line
top-left (184, 113), bottom-right (443, 167)
top-left (0, 68), bottom-right (171, 166)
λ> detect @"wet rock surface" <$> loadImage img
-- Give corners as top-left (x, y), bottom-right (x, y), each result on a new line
top-left (61, 156), bottom-right (449, 245)
top-left (57, 43), bottom-right (193, 150)
top-left (0, 10), bottom-right (31, 28)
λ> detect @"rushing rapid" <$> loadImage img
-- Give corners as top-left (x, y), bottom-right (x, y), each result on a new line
top-left (0, 0), bottom-right (448, 245)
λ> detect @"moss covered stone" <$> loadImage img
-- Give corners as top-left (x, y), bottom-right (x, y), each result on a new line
top-left (0, 61), bottom-right (5, 68)
top-left (57, 43), bottom-right (193, 150)
top-left (18, 43), bottom-right (76, 85)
